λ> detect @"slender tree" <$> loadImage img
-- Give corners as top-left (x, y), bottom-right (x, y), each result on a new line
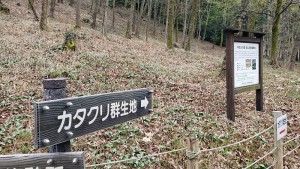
top-left (28, 0), bottom-right (39, 21)
top-left (49, 0), bottom-right (55, 18)
top-left (153, 0), bottom-right (158, 36)
top-left (69, 0), bottom-right (75, 7)
top-left (135, 0), bottom-right (146, 37)
top-left (146, 0), bottom-right (153, 41)
top-left (91, 0), bottom-right (100, 29)
top-left (185, 0), bottom-right (198, 51)
top-left (75, 0), bottom-right (81, 28)
top-left (40, 0), bottom-right (49, 31)
top-left (112, 0), bottom-right (116, 29)
top-left (130, 0), bottom-right (135, 35)
top-left (167, 0), bottom-right (174, 49)
top-left (270, 0), bottom-right (283, 67)
top-left (102, 0), bottom-right (109, 36)
top-left (202, 2), bottom-right (211, 41)
top-left (182, 0), bottom-right (189, 47)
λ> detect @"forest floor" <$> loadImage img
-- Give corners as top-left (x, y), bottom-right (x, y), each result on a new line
top-left (0, 0), bottom-right (299, 168)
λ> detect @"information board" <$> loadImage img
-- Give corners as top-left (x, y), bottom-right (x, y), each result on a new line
top-left (34, 88), bottom-right (153, 149)
top-left (0, 152), bottom-right (85, 169)
top-left (234, 42), bottom-right (259, 88)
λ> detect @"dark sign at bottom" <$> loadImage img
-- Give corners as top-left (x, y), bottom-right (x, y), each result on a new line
top-left (0, 152), bottom-right (85, 169)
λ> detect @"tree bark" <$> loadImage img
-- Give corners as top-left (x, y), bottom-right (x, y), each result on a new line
top-left (49, 0), bottom-right (55, 18)
top-left (69, 0), bottom-right (75, 7)
top-left (185, 0), bottom-right (198, 51)
top-left (167, 0), bottom-right (174, 49)
top-left (91, 0), bottom-right (100, 29)
top-left (135, 0), bottom-right (146, 37)
top-left (102, 0), bottom-right (109, 36)
top-left (197, 0), bottom-right (201, 40)
top-left (146, 0), bottom-right (153, 42)
top-left (202, 3), bottom-right (211, 41)
top-left (40, 0), bottom-right (49, 31)
top-left (153, 0), bottom-right (158, 36)
top-left (130, 0), bottom-right (135, 35)
top-left (28, 0), bottom-right (39, 21)
top-left (290, 35), bottom-right (300, 70)
top-left (165, 0), bottom-right (170, 39)
top-left (75, 0), bottom-right (81, 28)
top-left (270, 0), bottom-right (283, 67)
top-left (112, 0), bottom-right (116, 29)
top-left (182, 0), bottom-right (188, 47)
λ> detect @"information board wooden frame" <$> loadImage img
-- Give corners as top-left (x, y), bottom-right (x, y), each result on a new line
top-left (226, 28), bottom-right (265, 121)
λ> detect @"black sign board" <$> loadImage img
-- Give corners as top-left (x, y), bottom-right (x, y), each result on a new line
top-left (0, 152), bottom-right (85, 169)
top-left (34, 88), bottom-right (153, 149)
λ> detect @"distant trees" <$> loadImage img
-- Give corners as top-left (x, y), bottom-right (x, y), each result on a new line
top-left (30, 0), bottom-right (299, 70)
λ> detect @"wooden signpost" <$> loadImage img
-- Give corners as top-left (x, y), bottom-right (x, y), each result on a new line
top-left (225, 28), bottom-right (265, 121)
top-left (34, 87), bottom-right (153, 149)
top-left (0, 152), bottom-right (85, 169)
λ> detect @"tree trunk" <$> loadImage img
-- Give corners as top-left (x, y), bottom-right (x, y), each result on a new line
top-left (290, 35), bottom-right (300, 70)
top-left (202, 3), bottom-right (211, 41)
top-left (165, 0), bottom-right (170, 38)
top-left (135, 0), bottom-right (146, 37)
top-left (182, 0), bottom-right (188, 47)
top-left (153, 0), bottom-right (158, 36)
top-left (75, 0), bottom-right (81, 28)
top-left (270, 0), bottom-right (283, 67)
top-left (174, 0), bottom-right (179, 42)
top-left (146, 0), bottom-right (153, 42)
top-left (102, 0), bottom-right (109, 36)
top-left (185, 0), bottom-right (198, 51)
top-left (57, 0), bottom-right (63, 3)
top-left (69, 0), bottom-right (75, 7)
top-left (197, 0), bottom-right (201, 40)
top-left (130, 0), bottom-right (135, 35)
top-left (49, 0), bottom-right (55, 18)
top-left (28, 0), bottom-right (39, 21)
top-left (40, 0), bottom-right (49, 31)
top-left (167, 0), bottom-right (174, 49)
top-left (112, 0), bottom-right (116, 29)
top-left (91, 0), bottom-right (100, 29)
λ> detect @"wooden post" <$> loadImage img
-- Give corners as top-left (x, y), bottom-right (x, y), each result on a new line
top-left (256, 33), bottom-right (264, 111)
top-left (186, 136), bottom-right (200, 169)
top-left (43, 78), bottom-right (71, 153)
top-left (226, 29), bottom-right (235, 122)
top-left (273, 111), bottom-right (283, 169)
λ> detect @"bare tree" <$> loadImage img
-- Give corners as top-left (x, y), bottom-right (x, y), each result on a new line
top-left (40, 0), bottom-right (49, 31)
top-left (112, 0), bottom-right (116, 29)
top-left (167, 0), bottom-right (174, 49)
top-left (146, 0), bottom-right (153, 41)
top-left (91, 0), bottom-right (100, 29)
top-left (185, 0), bottom-right (198, 51)
top-left (49, 0), bottom-right (55, 18)
top-left (69, 0), bottom-right (75, 7)
top-left (28, 0), bottom-right (39, 21)
top-left (75, 0), bottom-right (81, 28)
top-left (102, 0), bottom-right (109, 36)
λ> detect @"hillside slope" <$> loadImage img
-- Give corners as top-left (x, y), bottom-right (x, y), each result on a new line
top-left (0, 1), bottom-right (299, 168)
